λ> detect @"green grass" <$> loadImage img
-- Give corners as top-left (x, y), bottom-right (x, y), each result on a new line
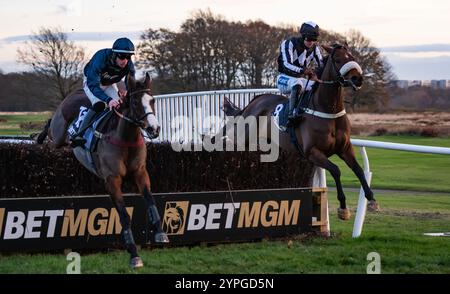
top-left (329, 135), bottom-right (450, 193)
top-left (0, 112), bottom-right (51, 136)
top-left (1, 191), bottom-right (449, 274)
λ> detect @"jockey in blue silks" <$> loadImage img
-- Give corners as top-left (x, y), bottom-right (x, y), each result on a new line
top-left (70, 37), bottom-right (136, 147)
top-left (276, 21), bottom-right (324, 122)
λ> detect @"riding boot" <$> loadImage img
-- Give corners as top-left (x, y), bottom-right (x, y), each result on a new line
top-left (70, 108), bottom-right (96, 148)
top-left (288, 85), bottom-right (302, 120)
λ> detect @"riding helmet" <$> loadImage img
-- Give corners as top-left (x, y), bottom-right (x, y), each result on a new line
top-left (112, 37), bottom-right (135, 54)
top-left (299, 21), bottom-right (320, 40)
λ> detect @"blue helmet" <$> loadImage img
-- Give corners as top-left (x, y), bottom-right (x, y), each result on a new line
top-left (112, 37), bottom-right (135, 54)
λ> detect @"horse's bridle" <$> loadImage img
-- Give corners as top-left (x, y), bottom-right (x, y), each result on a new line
top-left (317, 46), bottom-right (362, 91)
top-left (113, 88), bottom-right (154, 128)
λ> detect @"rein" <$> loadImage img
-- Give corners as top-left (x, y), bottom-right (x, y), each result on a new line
top-left (315, 47), bottom-right (362, 90)
top-left (300, 46), bottom-right (362, 119)
top-left (104, 88), bottom-right (156, 147)
top-left (113, 88), bottom-right (154, 127)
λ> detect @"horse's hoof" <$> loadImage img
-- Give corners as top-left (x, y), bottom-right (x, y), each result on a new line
top-left (338, 208), bottom-right (351, 220)
top-left (129, 257), bottom-right (144, 269)
top-left (367, 200), bottom-right (380, 212)
top-left (155, 232), bottom-right (170, 243)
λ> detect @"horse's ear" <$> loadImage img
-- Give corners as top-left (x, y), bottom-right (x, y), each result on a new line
top-left (144, 72), bottom-right (152, 89)
top-left (344, 41), bottom-right (349, 49)
top-left (321, 44), bottom-right (333, 55)
top-left (127, 74), bottom-right (136, 89)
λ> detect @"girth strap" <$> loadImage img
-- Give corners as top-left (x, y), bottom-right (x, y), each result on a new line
top-left (288, 126), bottom-right (305, 158)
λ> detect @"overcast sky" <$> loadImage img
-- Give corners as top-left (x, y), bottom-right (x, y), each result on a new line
top-left (1, 0), bottom-right (450, 80)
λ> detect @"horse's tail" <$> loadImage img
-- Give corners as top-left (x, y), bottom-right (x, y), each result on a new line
top-left (223, 96), bottom-right (242, 117)
top-left (36, 118), bottom-right (51, 144)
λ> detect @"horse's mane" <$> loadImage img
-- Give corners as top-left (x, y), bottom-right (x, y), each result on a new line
top-left (225, 93), bottom-right (280, 116)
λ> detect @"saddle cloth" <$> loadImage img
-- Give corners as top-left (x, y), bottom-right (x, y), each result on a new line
top-left (272, 89), bottom-right (315, 132)
top-left (272, 101), bottom-right (290, 132)
top-left (69, 107), bottom-right (112, 151)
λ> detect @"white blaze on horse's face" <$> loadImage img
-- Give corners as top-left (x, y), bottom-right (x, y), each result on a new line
top-left (141, 93), bottom-right (160, 131)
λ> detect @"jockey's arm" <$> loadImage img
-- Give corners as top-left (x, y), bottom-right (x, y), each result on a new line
top-left (85, 52), bottom-right (113, 104)
top-left (281, 40), bottom-right (304, 77)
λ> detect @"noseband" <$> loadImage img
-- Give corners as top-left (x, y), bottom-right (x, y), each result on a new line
top-left (318, 46), bottom-right (362, 91)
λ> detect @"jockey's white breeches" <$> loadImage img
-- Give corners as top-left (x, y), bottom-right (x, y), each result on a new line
top-left (276, 74), bottom-right (315, 95)
top-left (83, 75), bottom-right (120, 106)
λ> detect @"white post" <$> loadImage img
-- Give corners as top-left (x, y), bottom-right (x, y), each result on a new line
top-left (352, 147), bottom-right (372, 238)
top-left (313, 167), bottom-right (330, 236)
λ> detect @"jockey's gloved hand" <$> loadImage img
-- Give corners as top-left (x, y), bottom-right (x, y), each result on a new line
top-left (108, 99), bottom-right (122, 110)
top-left (118, 89), bottom-right (127, 98)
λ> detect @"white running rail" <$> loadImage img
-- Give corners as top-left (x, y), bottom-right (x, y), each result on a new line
top-left (154, 88), bottom-right (279, 144)
top-left (349, 139), bottom-right (450, 238)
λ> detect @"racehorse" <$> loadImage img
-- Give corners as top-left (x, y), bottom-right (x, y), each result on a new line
top-left (37, 73), bottom-right (169, 268)
top-left (220, 43), bottom-right (379, 220)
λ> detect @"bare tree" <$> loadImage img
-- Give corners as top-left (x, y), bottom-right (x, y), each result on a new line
top-left (17, 27), bottom-right (86, 100)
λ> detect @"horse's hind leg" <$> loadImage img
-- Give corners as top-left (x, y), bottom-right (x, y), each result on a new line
top-left (36, 118), bottom-right (51, 144)
top-left (48, 107), bottom-right (69, 148)
top-left (308, 148), bottom-right (351, 220)
top-left (107, 175), bottom-right (143, 269)
top-left (133, 166), bottom-right (169, 243)
top-left (339, 146), bottom-right (379, 212)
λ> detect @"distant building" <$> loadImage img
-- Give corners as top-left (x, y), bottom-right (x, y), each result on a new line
top-left (394, 79), bottom-right (450, 89)
top-left (396, 80), bottom-right (409, 88)
top-left (409, 80), bottom-right (422, 87)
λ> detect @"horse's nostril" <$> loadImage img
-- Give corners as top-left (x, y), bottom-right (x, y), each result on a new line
top-left (352, 76), bottom-right (363, 87)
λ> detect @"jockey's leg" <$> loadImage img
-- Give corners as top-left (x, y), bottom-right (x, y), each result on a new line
top-left (293, 79), bottom-right (314, 118)
top-left (288, 84), bottom-right (302, 120)
top-left (69, 107), bottom-right (97, 147)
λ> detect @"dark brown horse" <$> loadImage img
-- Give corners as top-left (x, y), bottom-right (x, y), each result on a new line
top-left (37, 73), bottom-right (169, 268)
top-left (221, 43), bottom-right (379, 220)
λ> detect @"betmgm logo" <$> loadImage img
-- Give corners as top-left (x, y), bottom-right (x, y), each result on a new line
top-left (162, 201), bottom-right (189, 235)
top-left (0, 207), bottom-right (134, 240)
top-left (162, 200), bottom-right (301, 235)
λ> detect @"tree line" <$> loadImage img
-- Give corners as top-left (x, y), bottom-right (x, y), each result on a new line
top-left (1, 10), bottom-right (409, 112)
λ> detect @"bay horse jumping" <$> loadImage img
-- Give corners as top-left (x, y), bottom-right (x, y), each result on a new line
top-left (221, 43), bottom-right (379, 220)
top-left (37, 73), bottom-right (169, 268)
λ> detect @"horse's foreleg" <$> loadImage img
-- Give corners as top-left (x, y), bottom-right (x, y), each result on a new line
top-left (107, 175), bottom-right (143, 268)
top-left (134, 167), bottom-right (169, 244)
top-left (308, 148), bottom-right (351, 220)
top-left (339, 146), bottom-right (379, 212)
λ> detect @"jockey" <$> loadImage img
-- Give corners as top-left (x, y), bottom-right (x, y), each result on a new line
top-left (276, 21), bottom-right (324, 122)
top-left (70, 37), bottom-right (136, 147)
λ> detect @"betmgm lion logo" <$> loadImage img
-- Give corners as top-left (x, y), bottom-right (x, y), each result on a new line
top-left (162, 201), bottom-right (189, 235)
